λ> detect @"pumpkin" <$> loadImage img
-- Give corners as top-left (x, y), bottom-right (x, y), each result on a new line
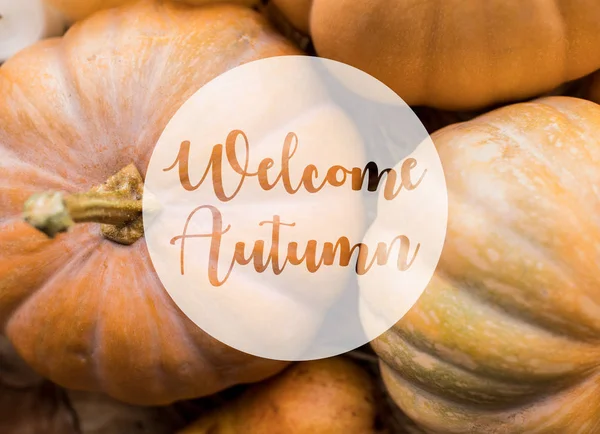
top-left (0, 0), bottom-right (317, 406)
top-left (368, 96), bottom-right (600, 433)
top-left (46, 0), bottom-right (261, 22)
top-left (271, 0), bottom-right (600, 110)
top-left (180, 357), bottom-right (378, 434)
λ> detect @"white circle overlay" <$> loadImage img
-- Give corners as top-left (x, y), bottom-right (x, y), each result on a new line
top-left (144, 56), bottom-right (448, 361)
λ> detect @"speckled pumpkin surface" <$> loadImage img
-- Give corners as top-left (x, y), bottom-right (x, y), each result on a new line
top-left (372, 96), bottom-right (600, 433)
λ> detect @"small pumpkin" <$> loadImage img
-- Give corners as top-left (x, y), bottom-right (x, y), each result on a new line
top-left (0, 0), bottom-right (327, 405)
top-left (45, 0), bottom-right (261, 22)
top-left (179, 358), bottom-right (378, 434)
top-left (272, 0), bottom-right (600, 110)
top-left (368, 96), bottom-right (600, 433)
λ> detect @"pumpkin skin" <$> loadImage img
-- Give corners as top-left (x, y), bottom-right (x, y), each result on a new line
top-left (272, 0), bottom-right (600, 110)
top-left (46, 0), bottom-right (261, 22)
top-left (0, 0), bottom-right (307, 406)
top-left (180, 358), bottom-right (378, 434)
top-left (369, 96), bottom-right (600, 433)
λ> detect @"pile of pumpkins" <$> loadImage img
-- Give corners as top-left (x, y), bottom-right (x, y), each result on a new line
top-left (1, 1), bottom-right (599, 433)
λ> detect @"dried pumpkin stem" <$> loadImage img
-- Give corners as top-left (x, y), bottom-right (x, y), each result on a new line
top-left (63, 192), bottom-right (142, 225)
top-left (22, 164), bottom-right (146, 245)
top-left (23, 191), bottom-right (142, 235)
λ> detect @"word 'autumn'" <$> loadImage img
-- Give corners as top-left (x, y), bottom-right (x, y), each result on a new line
top-left (164, 129), bottom-right (426, 201)
top-left (164, 130), bottom-right (426, 285)
top-left (170, 208), bottom-right (419, 286)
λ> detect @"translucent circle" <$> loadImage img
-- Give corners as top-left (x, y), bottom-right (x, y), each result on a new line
top-left (143, 56), bottom-right (448, 361)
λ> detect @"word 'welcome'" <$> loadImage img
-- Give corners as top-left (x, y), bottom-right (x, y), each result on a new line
top-left (164, 130), bottom-right (426, 201)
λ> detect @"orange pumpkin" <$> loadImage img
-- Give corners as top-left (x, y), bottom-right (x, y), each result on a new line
top-left (46, 0), bottom-right (261, 22)
top-left (369, 96), bottom-right (600, 432)
top-left (180, 358), bottom-right (378, 434)
top-left (0, 0), bottom-right (303, 405)
top-left (272, 0), bottom-right (600, 110)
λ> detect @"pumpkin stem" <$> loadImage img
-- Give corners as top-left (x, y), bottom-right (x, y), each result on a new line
top-left (22, 164), bottom-right (146, 245)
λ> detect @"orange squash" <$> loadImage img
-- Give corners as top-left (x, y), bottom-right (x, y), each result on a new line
top-left (46, 0), bottom-right (261, 22)
top-left (272, 0), bottom-right (600, 110)
top-left (369, 96), bottom-right (600, 432)
top-left (0, 0), bottom-right (304, 405)
top-left (180, 358), bottom-right (378, 434)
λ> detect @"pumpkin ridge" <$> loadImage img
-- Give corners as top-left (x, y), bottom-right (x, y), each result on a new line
top-left (1, 36), bottom-right (118, 186)
top-left (391, 304), bottom-right (599, 386)
top-left (481, 101), bottom-right (600, 254)
top-left (83, 243), bottom-right (200, 404)
top-left (132, 265), bottom-right (204, 373)
top-left (5, 236), bottom-right (102, 367)
top-left (389, 363), bottom-right (600, 433)
top-left (100, 254), bottom-right (170, 401)
top-left (394, 281), bottom-right (600, 385)
top-left (375, 337), bottom-right (561, 407)
top-left (69, 242), bottom-right (129, 393)
top-left (0, 66), bottom-right (79, 171)
top-left (398, 362), bottom-right (600, 417)
top-left (56, 3), bottom-right (167, 183)
top-left (54, 35), bottom-right (93, 164)
top-left (437, 199), bottom-right (600, 342)
top-left (0, 153), bottom-right (79, 205)
top-left (438, 258), bottom-right (600, 343)
top-left (162, 293), bottom-right (225, 388)
top-left (379, 358), bottom-right (579, 412)
top-left (380, 363), bottom-right (536, 414)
